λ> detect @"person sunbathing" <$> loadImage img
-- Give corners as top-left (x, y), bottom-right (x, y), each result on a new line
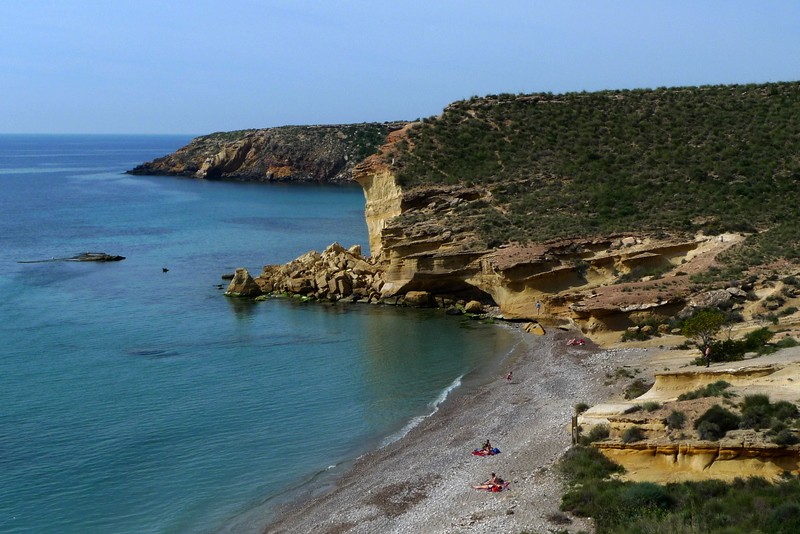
top-left (473, 472), bottom-right (504, 490)
top-left (482, 439), bottom-right (492, 453)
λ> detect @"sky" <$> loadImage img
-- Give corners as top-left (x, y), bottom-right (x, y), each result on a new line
top-left (2, 1), bottom-right (799, 134)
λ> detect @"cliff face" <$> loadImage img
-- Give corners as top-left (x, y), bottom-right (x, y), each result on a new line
top-left (129, 123), bottom-right (405, 183)
top-left (351, 128), bottom-right (736, 327)
top-left (136, 82), bottom-right (800, 336)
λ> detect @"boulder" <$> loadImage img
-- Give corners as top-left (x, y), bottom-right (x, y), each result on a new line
top-left (225, 268), bottom-right (263, 297)
top-left (287, 275), bottom-right (315, 294)
top-left (333, 274), bottom-right (353, 296)
top-left (688, 289), bottom-right (732, 309)
top-left (464, 300), bottom-right (483, 313)
top-left (726, 287), bottom-right (748, 298)
top-left (404, 291), bottom-right (434, 307)
top-left (524, 322), bottom-right (545, 335)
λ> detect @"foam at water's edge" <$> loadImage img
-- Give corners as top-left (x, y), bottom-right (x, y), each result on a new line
top-left (378, 325), bottom-right (528, 448)
top-left (380, 374), bottom-right (464, 447)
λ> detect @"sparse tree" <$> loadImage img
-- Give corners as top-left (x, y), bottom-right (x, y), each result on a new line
top-left (682, 309), bottom-right (726, 366)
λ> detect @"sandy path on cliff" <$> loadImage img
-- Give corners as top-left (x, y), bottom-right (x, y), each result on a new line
top-left (262, 330), bottom-right (656, 534)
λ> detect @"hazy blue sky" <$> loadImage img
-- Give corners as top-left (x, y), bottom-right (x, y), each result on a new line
top-left (2, 1), bottom-right (798, 134)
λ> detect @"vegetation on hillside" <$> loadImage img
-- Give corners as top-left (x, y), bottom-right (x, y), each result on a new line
top-left (559, 446), bottom-right (800, 533)
top-left (196, 123), bottom-right (394, 163)
top-left (130, 122), bottom-right (399, 182)
top-left (392, 82), bottom-right (800, 274)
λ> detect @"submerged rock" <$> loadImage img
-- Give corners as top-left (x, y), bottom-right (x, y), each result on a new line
top-left (67, 252), bottom-right (125, 262)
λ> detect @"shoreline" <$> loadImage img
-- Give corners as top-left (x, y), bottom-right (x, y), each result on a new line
top-left (260, 328), bottom-right (655, 533)
top-left (218, 318), bottom-right (521, 534)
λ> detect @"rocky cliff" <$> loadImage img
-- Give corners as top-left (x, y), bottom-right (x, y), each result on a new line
top-left (145, 82), bottom-right (800, 337)
top-left (346, 124), bottom-right (751, 329)
top-left (129, 122), bottom-right (405, 183)
top-left (577, 355), bottom-right (800, 483)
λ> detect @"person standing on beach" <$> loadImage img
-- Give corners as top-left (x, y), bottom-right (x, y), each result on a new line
top-left (505, 371), bottom-right (512, 382)
top-left (705, 345), bottom-right (711, 367)
top-left (536, 301), bottom-right (542, 315)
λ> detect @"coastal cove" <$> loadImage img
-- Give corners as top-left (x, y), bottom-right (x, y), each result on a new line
top-left (0, 135), bottom-right (518, 533)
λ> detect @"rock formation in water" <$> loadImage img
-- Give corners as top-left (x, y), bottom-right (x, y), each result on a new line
top-left (225, 268), bottom-right (263, 297)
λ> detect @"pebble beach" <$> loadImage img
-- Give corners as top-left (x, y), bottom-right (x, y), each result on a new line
top-left (264, 329), bottom-right (653, 533)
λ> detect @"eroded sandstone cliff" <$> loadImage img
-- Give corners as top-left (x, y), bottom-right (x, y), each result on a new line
top-left (347, 128), bottom-right (748, 330)
top-left (147, 82), bottom-right (800, 340)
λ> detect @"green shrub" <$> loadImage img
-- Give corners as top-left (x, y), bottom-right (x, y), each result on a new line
top-left (579, 424), bottom-right (610, 445)
top-left (768, 502), bottom-right (800, 533)
top-left (560, 440), bottom-right (800, 533)
top-left (773, 429), bottom-right (800, 446)
top-left (744, 327), bottom-right (775, 351)
top-left (642, 401), bottom-right (661, 412)
top-left (559, 446), bottom-right (624, 484)
top-left (696, 420), bottom-right (724, 441)
top-left (618, 482), bottom-right (676, 512)
top-left (624, 378), bottom-right (652, 400)
top-left (740, 394), bottom-right (773, 430)
top-left (621, 328), bottom-right (650, 342)
top-left (622, 426), bottom-right (646, 443)
top-left (740, 395), bottom-right (800, 431)
top-left (574, 402), bottom-right (590, 415)
top-left (695, 405), bottom-right (741, 440)
top-left (677, 380), bottom-right (733, 400)
top-left (773, 400), bottom-right (799, 421)
top-left (666, 410), bottom-right (686, 430)
top-left (708, 338), bottom-right (747, 362)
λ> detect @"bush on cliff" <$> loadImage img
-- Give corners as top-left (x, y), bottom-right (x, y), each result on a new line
top-left (621, 426), bottom-right (646, 444)
top-left (739, 394), bottom-right (800, 440)
top-left (579, 424), bottom-right (610, 446)
top-left (559, 446), bottom-right (800, 533)
top-left (677, 380), bottom-right (733, 401)
top-left (394, 82), bottom-right (800, 276)
top-left (623, 378), bottom-right (652, 400)
top-left (665, 410), bottom-right (686, 430)
top-left (695, 405), bottom-right (741, 440)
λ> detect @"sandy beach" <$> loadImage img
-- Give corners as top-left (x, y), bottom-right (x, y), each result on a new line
top-left (263, 328), bottom-right (656, 533)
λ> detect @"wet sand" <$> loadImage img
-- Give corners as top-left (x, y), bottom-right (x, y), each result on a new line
top-left (263, 329), bottom-right (653, 533)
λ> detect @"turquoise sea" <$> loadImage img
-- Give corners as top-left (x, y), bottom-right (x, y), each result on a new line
top-left (0, 135), bottom-right (518, 533)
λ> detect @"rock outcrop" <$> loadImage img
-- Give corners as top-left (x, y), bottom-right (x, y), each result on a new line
top-left (254, 243), bottom-right (385, 303)
top-left (225, 136), bottom-right (755, 331)
top-left (350, 143), bottom-right (729, 325)
top-left (128, 123), bottom-right (406, 184)
top-left (225, 268), bottom-right (263, 297)
top-left (595, 440), bottom-right (800, 483)
top-left (132, 88), bottom-right (800, 339)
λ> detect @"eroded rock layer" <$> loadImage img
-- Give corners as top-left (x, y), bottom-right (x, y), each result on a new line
top-left (350, 139), bottom-right (743, 329)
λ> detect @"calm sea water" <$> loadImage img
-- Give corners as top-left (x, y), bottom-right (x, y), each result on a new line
top-left (0, 135), bottom-right (518, 533)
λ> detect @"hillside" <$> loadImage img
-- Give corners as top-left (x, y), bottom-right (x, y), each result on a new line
top-left (129, 122), bottom-right (405, 183)
top-left (385, 82), bottom-right (800, 279)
